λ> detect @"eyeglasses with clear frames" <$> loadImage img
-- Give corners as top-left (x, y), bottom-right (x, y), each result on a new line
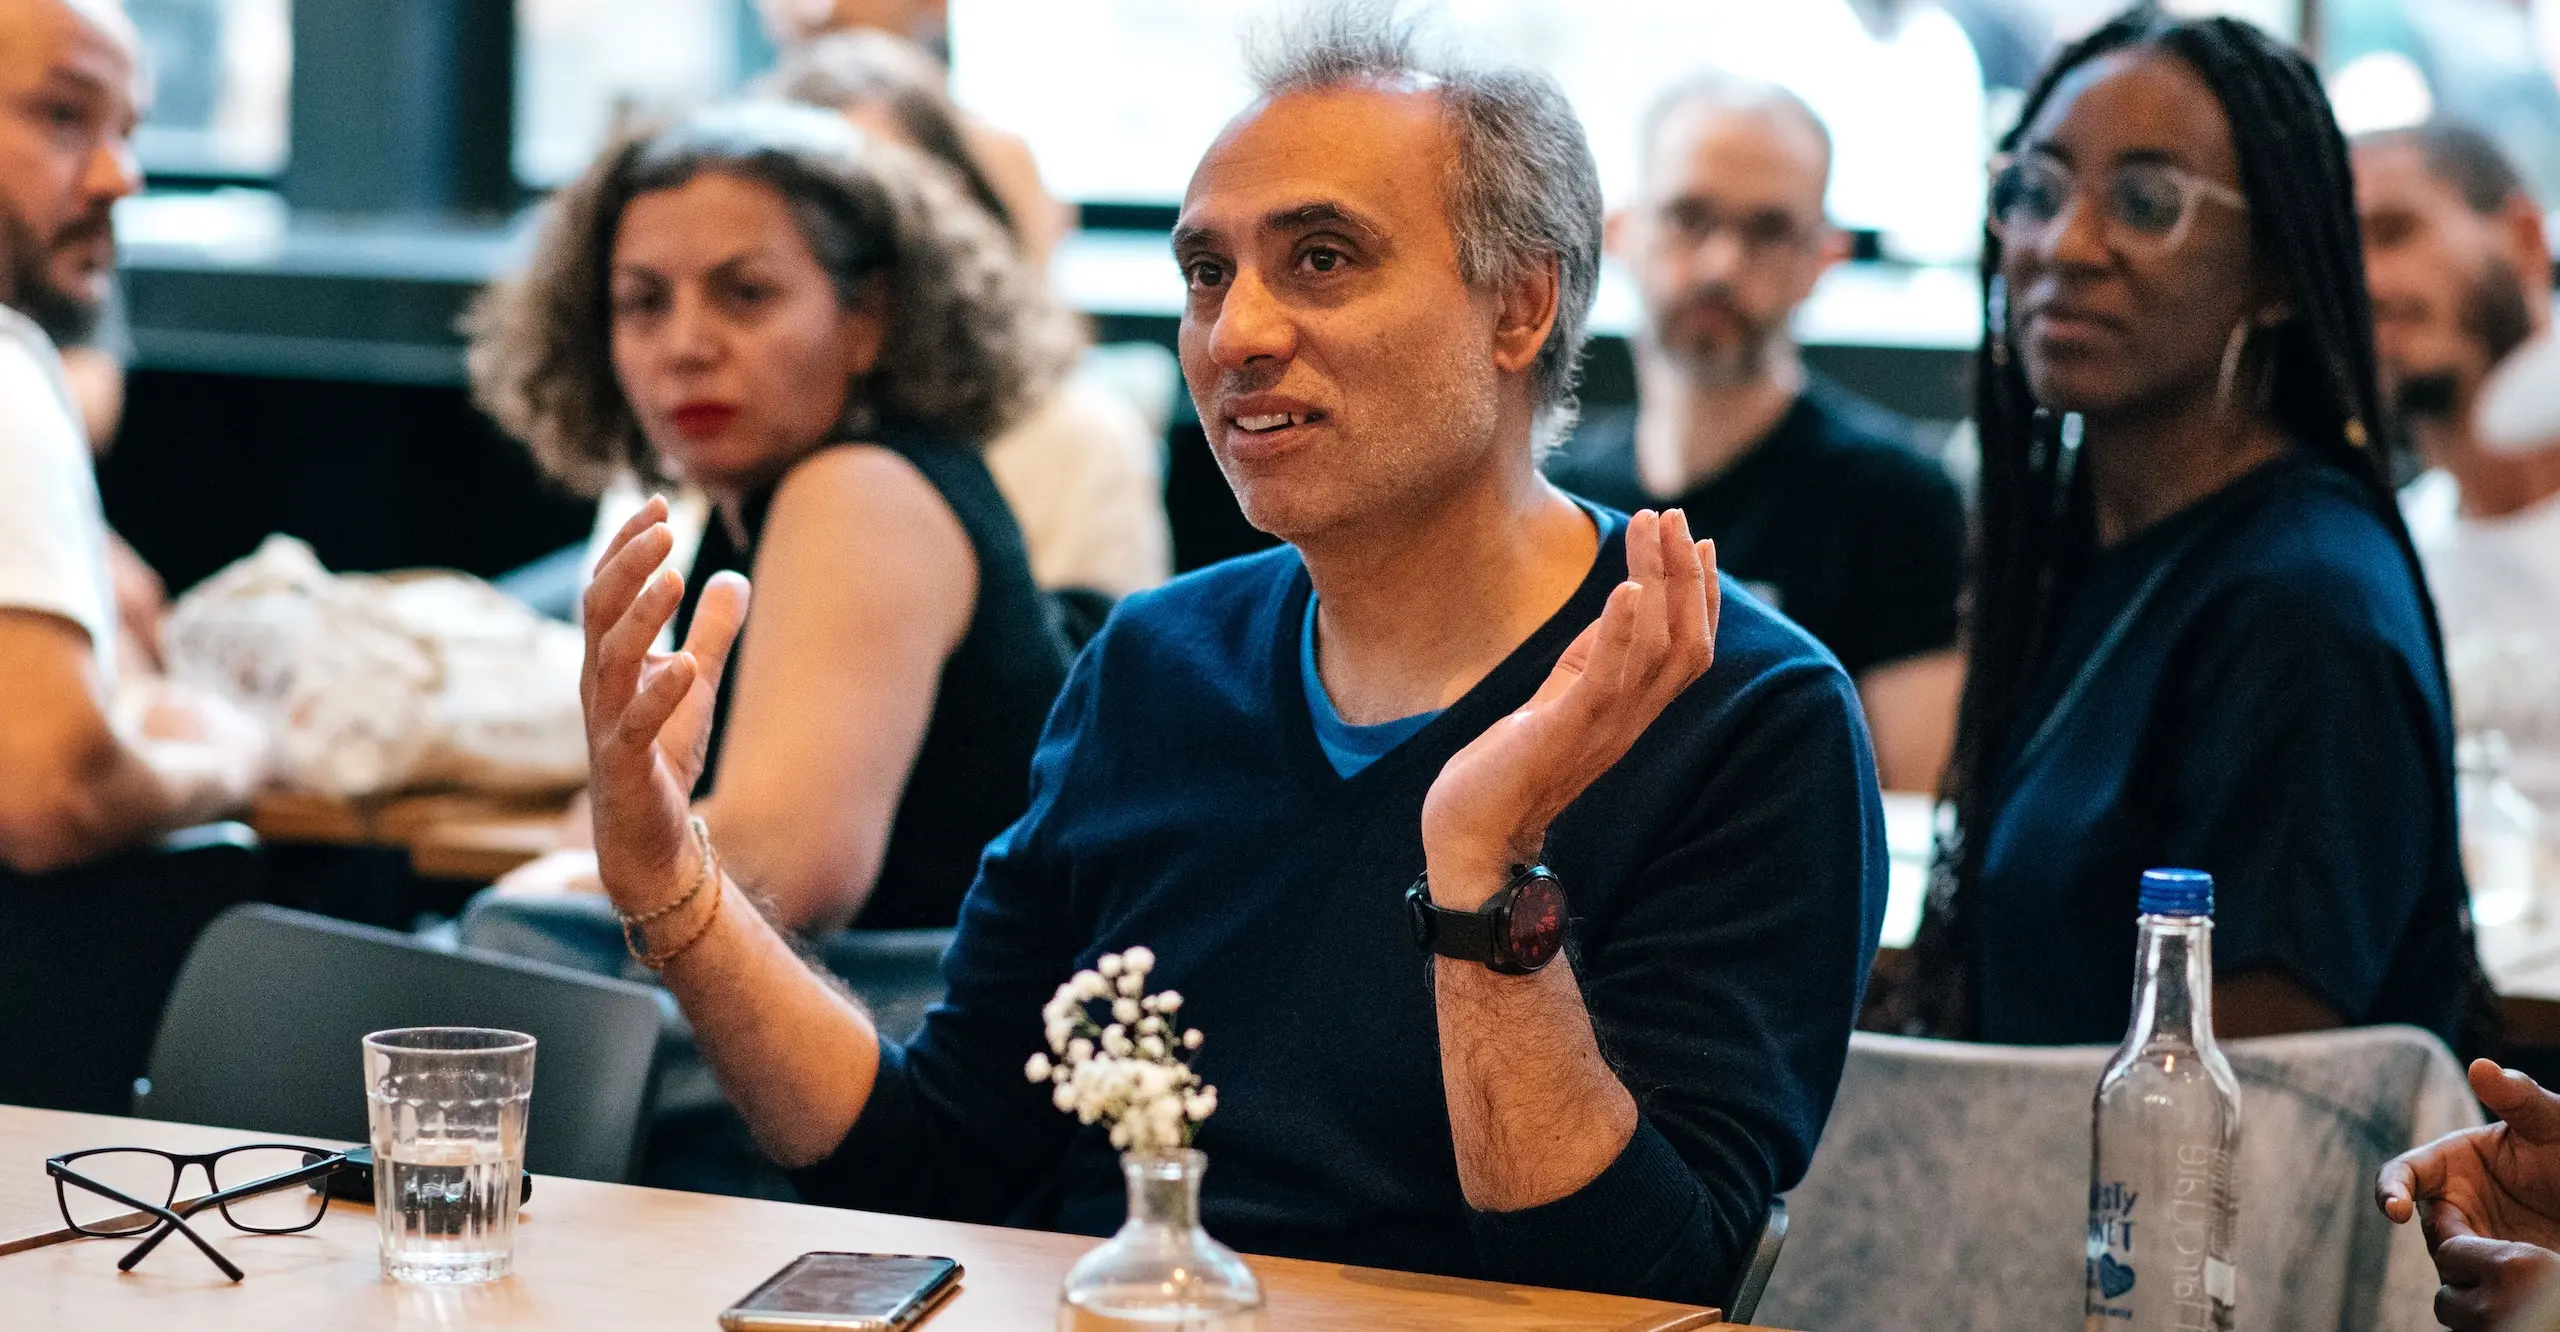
top-left (1654, 196), bottom-right (1824, 260)
top-left (1987, 153), bottom-right (2249, 258)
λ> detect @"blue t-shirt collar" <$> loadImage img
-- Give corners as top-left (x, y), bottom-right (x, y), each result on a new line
top-left (1297, 500), bottom-right (1620, 779)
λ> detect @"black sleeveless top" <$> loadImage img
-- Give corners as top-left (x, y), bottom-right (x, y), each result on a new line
top-left (671, 424), bottom-right (1072, 930)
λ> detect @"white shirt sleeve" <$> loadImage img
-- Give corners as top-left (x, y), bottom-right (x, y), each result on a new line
top-left (0, 308), bottom-right (117, 688)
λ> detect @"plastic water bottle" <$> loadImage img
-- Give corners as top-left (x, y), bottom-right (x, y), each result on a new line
top-left (2085, 869), bottom-right (2241, 1331)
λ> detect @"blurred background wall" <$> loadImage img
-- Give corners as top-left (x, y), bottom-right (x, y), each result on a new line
top-left (102, 0), bottom-right (2560, 586)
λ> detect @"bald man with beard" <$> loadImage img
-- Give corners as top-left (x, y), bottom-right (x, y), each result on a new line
top-left (1547, 73), bottom-right (1966, 794)
top-left (2356, 123), bottom-right (2560, 812)
top-left (0, 0), bottom-right (265, 874)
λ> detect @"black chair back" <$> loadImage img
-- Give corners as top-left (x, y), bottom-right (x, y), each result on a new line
top-left (137, 904), bottom-right (663, 1183)
top-left (0, 823), bottom-right (267, 1114)
top-left (1727, 1196), bottom-right (1788, 1323)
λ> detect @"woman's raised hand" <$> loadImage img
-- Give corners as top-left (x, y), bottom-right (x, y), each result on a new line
top-left (580, 495), bottom-right (750, 916)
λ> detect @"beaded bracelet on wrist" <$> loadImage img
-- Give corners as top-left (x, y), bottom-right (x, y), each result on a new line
top-left (630, 858), bottom-right (723, 971)
top-left (621, 816), bottom-right (720, 967)
top-left (619, 817), bottom-right (711, 930)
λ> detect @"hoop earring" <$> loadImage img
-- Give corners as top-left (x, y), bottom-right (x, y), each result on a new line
top-left (2215, 321), bottom-right (2251, 416)
top-left (1988, 275), bottom-right (2011, 368)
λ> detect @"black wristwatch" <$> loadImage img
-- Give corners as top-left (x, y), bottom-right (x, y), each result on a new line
top-left (1406, 865), bottom-right (1567, 975)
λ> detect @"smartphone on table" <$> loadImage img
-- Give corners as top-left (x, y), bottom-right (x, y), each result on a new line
top-left (719, 1252), bottom-right (964, 1331)
top-left (311, 1147), bottom-right (533, 1206)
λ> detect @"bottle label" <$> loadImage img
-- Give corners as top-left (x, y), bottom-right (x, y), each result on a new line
top-left (2087, 1180), bottom-right (2141, 1317)
top-left (2088, 1146), bottom-right (2236, 1328)
top-left (2164, 1142), bottom-right (2235, 1324)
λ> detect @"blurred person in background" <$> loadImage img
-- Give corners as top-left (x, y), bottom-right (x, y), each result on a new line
top-left (755, 0), bottom-right (1066, 271)
top-left (764, 30), bottom-right (1172, 606)
top-left (1548, 72), bottom-right (1965, 793)
top-left (58, 283), bottom-right (173, 677)
top-left (21, 0), bottom-right (179, 676)
top-left (2355, 121), bottom-right (2560, 812)
top-left (58, 285), bottom-right (122, 447)
top-left (1888, 13), bottom-right (2477, 1048)
top-left (460, 103), bottom-right (1073, 960)
top-left (0, 0), bottom-right (266, 874)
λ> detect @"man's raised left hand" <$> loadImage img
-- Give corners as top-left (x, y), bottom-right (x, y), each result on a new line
top-left (1419, 508), bottom-right (1718, 907)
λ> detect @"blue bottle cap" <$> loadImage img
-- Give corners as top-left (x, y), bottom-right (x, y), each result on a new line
top-left (2138, 868), bottom-right (2214, 917)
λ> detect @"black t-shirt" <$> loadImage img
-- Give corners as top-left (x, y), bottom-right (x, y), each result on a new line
top-left (1967, 455), bottom-right (2473, 1046)
top-left (673, 424), bottom-right (1072, 930)
top-left (1546, 375), bottom-right (1964, 679)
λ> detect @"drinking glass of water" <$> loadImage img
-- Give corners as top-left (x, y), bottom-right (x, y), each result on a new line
top-left (363, 1027), bottom-right (535, 1284)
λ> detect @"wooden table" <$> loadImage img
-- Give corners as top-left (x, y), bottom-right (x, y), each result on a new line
top-left (250, 790), bottom-right (571, 884)
top-left (1, 1105), bottom-right (1765, 1330)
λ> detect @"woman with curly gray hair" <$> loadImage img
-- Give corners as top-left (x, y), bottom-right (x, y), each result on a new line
top-left (460, 101), bottom-right (1074, 959)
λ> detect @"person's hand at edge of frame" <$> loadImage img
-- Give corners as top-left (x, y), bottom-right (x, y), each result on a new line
top-left (2426, 1219), bottom-right (2560, 1332)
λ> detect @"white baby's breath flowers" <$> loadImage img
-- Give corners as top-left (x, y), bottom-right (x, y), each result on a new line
top-left (1027, 946), bottom-right (1216, 1154)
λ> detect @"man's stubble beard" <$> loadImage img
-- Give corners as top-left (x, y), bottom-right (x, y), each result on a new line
top-left (2463, 252), bottom-right (2535, 367)
top-left (0, 201), bottom-right (106, 344)
top-left (2388, 253), bottom-right (2536, 443)
top-left (1649, 295), bottom-right (1786, 393)
top-left (1222, 343), bottom-right (1507, 549)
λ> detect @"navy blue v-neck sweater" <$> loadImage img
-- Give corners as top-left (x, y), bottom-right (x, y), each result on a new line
top-left (794, 513), bottom-right (1887, 1305)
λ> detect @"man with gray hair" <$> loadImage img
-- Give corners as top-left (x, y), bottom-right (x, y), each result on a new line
top-left (575, 6), bottom-right (1881, 1305)
top-left (1552, 71), bottom-right (1965, 793)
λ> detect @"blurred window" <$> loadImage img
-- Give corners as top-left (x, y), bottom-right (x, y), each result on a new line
top-left (948, 0), bottom-right (1993, 262)
top-left (115, 0), bottom-right (2560, 228)
top-left (514, 0), bottom-right (758, 186)
top-left (129, 0), bottom-right (290, 177)
top-left (2322, 0), bottom-right (2560, 205)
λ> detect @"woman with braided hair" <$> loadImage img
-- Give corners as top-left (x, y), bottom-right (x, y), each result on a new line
top-left (1887, 11), bottom-right (2481, 1047)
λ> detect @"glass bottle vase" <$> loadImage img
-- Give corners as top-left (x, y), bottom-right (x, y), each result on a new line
top-left (1058, 1149), bottom-right (1265, 1331)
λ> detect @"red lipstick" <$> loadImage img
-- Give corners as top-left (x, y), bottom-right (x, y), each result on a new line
top-left (670, 401), bottom-right (739, 440)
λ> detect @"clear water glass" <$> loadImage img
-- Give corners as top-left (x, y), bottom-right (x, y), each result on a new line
top-left (363, 1027), bottom-right (535, 1284)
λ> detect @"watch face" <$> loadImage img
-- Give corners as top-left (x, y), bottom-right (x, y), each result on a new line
top-left (1503, 872), bottom-right (1566, 967)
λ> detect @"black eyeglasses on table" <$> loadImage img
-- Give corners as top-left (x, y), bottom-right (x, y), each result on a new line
top-left (46, 1142), bottom-right (354, 1282)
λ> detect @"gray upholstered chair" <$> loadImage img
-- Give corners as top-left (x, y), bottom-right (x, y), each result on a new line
top-left (1760, 1027), bottom-right (2478, 1332)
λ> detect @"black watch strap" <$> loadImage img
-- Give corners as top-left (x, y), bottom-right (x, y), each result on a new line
top-left (1408, 879), bottom-right (1501, 959)
top-left (1405, 865), bottom-right (1562, 975)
